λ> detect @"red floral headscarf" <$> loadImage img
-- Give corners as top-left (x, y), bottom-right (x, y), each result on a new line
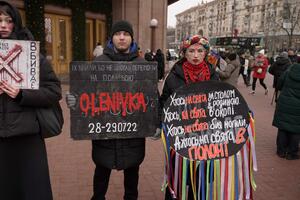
top-left (180, 35), bottom-right (210, 53)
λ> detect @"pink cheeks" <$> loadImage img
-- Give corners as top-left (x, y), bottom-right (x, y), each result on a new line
top-left (185, 43), bottom-right (206, 65)
top-left (0, 13), bottom-right (14, 38)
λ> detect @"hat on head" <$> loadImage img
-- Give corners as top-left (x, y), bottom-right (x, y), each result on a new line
top-left (110, 20), bottom-right (133, 39)
top-left (180, 35), bottom-right (210, 52)
top-left (258, 49), bottom-right (265, 55)
top-left (279, 51), bottom-right (288, 58)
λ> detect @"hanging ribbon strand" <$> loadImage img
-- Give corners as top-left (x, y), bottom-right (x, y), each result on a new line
top-left (160, 112), bottom-right (257, 200)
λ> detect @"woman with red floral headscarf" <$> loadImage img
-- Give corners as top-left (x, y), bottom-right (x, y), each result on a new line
top-left (160, 35), bottom-right (218, 106)
top-left (159, 35), bottom-right (219, 200)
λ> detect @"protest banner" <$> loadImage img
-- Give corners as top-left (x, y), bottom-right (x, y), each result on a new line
top-left (161, 81), bottom-right (257, 199)
top-left (0, 39), bottom-right (39, 89)
top-left (70, 61), bottom-right (158, 140)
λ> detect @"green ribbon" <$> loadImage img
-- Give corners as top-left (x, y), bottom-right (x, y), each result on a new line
top-left (182, 157), bottom-right (187, 200)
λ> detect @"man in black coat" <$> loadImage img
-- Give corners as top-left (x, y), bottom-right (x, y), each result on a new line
top-left (288, 49), bottom-right (299, 64)
top-left (154, 49), bottom-right (165, 80)
top-left (67, 20), bottom-right (145, 200)
top-left (269, 51), bottom-right (292, 102)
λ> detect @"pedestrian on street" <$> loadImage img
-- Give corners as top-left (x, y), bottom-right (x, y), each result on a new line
top-left (67, 20), bottom-right (146, 200)
top-left (245, 51), bottom-right (254, 84)
top-left (93, 42), bottom-right (103, 57)
top-left (268, 51), bottom-right (292, 103)
top-left (216, 51), bottom-right (241, 87)
top-left (144, 48), bottom-right (154, 61)
top-left (238, 50), bottom-right (251, 86)
top-left (272, 63), bottom-right (300, 160)
top-left (250, 49), bottom-right (269, 95)
top-left (154, 48), bottom-right (165, 81)
top-left (0, 1), bottom-right (62, 199)
top-left (287, 49), bottom-right (299, 64)
top-left (159, 35), bottom-right (218, 200)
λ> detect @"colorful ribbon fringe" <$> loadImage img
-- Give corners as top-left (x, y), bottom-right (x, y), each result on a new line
top-left (161, 113), bottom-right (257, 200)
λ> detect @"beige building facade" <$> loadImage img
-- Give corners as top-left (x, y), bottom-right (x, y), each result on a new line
top-left (175, 0), bottom-right (300, 53)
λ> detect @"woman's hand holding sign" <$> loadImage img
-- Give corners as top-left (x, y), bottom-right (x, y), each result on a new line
top-left (0, 80), bottom-right (20, 98)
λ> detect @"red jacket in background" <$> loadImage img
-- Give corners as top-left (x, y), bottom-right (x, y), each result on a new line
top-left (252, 55), bottom-right (269, 79)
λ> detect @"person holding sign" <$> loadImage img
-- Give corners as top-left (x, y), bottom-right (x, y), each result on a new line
top-left (0, 1), bottom-right (62, 200)
top-left (159, 35), bottom-right (257, 200)
top-left (215, 51), bottom-right (241, 87)
top-left (159, 35), bottom-right (219, 199)
top-left (67, 20), bottom-right (146, 200)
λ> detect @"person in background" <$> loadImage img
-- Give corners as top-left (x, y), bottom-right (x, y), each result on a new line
top-left (159, 35), bottom-right (218, 199)
top-left (144, 48), bottom-right (154, 61)
top-left (216, 51), bottom-right (241, 87)
top-left (67, 20), bottom-right (145, 200)
top-left (137, 46), bottom-right (143, 57)
top-left (0, 1), bottom-right (62, 199)
top-left (238, 50), bottom-right (250, 86)
top-left (154, 48), bottom-right (165, 81)
top-left (166, 49), bottom-right (171, 61)
top-left (272, 63), bottom-right (300, 160)
top-left (93, 42), bottom-right (103, 57)
top-left (245, 50), bottom-right (254, 84)
top-left (268, 51), bottom-right (292, 103)
top-left (250, 49), bottom-right (269, 95)
top-left (287, 49), bottom-right (298, 64)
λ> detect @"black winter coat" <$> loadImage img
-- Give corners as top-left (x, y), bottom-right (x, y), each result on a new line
top-left (154, 50), bottom-right (165, 80)
top-left (0, 55), bottom-right (62, 137)
top-left (272, 64), bottom-right (300, 134)
top-left (92, 42), bottom-right (146, 170)
top-left (0, 1), bottom-right (61, 199)
top-left (269, 56), bottom-right (291, 89)
top-left (0, 1), bottom-right (61, 138)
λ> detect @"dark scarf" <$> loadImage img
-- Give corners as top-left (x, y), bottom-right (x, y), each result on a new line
top-left (182, 61), bottom-right (210, 84)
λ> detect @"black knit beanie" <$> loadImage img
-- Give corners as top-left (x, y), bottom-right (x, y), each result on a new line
top-left (110, 20), bottom-right (133, 39)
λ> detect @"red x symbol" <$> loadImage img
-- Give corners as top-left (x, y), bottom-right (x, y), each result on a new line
top-left (0, 44), bottom-right (23, 82)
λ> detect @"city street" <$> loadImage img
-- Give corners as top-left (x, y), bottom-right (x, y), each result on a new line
top-left (47, 69), bottom-right (300, 200)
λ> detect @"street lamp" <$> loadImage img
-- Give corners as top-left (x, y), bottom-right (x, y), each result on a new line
top-left (150, 18), bottom-right (158, 52)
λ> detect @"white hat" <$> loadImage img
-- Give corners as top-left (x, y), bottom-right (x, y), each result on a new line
top-left (258, 49), bottom-right (265, 55)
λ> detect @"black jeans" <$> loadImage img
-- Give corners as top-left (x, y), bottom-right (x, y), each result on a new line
top-left (276, 129), bottom-right (300, 156)
top-left (252, 77), bottom-right (267, 91)
top-left (239, 67), bottom-right (249, 85)
top-left (91, 165), bottom-right (139, 200)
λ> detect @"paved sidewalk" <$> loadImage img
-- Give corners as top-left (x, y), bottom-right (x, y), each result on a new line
top-left (47, 73), bottom-right (300, 200)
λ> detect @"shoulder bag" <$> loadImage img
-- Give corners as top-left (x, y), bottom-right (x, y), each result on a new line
top-left (36, 102), bottom-right (64, 138)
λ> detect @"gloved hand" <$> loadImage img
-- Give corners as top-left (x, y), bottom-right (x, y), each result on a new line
top-left (65, 92), bottom-right (77, 109)
top-left (151, 128), bottom-right (162, 140)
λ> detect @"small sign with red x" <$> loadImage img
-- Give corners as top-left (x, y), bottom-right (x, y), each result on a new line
top-left (0, 39), bottom-right (40, 89)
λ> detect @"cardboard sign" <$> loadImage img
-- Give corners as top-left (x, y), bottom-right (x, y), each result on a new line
top-left (70, 61), bottom-right (158, 140)
top-left (162, 81), bottom-right (250, 161)
top-left (0, 39), bottom-right (39, 89)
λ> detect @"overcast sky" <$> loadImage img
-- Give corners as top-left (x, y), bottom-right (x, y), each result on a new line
top-left (167, 0), bottom-right (212, 27)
